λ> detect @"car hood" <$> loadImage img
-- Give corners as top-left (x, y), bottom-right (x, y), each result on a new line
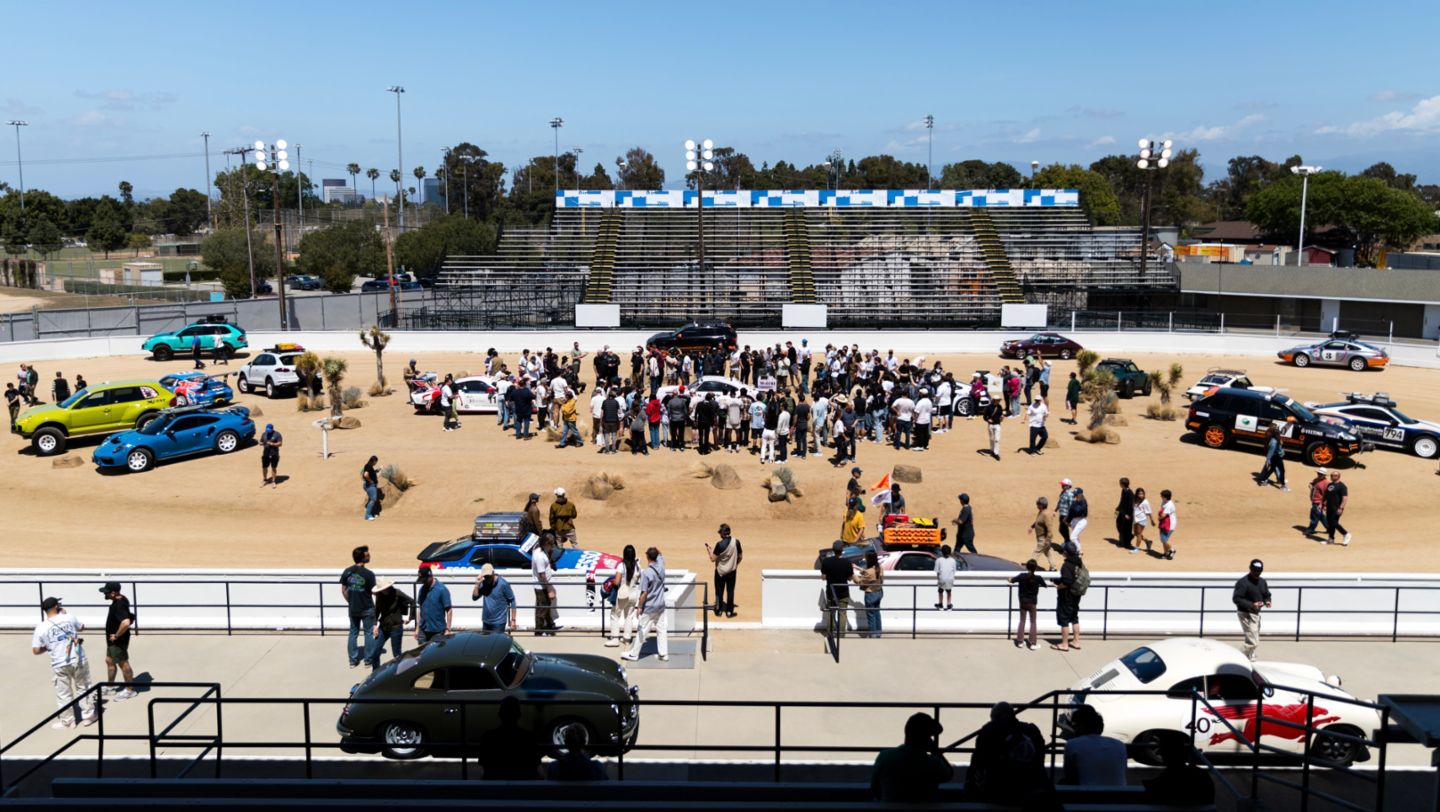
top-left (1254, 660), bottom-right (1337, 691)
top-left (15, 403), bottom-right (64, 427)
top-left (521, 653), bottom-right (629, 700)
top-left (646, 330), bottom-right (677, 344)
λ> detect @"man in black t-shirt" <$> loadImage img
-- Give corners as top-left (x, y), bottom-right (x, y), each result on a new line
top-left (339, 546), bottom-right (378, 668)
top-left (100, 581), bottom-right (137, 700)
top-left (819, 541), bottom-right (854, 639)
top-left (1324, 472), bottom-right (1351, 546)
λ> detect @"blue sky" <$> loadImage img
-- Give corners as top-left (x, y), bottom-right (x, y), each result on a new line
top-left (4, 0), bottom-right (1437, 200)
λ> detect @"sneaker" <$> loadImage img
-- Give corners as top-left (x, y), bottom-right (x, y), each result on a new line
top-left (1281, 486), bottom-right (1291, 492)
top-left (81, 714), bottom-right (98, 727)
top-left (1013, 639), bottom-right (1023, 648)
top-left (933, 603), bottom-right (942, 609)
top-left (114, 689), bottom-right (137, 701)
top-left (1342, 533), bottom-right (1351, 546)
top-left (1129, 548), bottom-right (1139, 554)
top-left (658, 655), bottom-right (669, 662)
top-left (365, 516), bottom-right (375, 521)
top-left (603, 639), bottom-right (620, 648)
top-left (620, 653), bottom-right (639, 661)
top-left (1027, 643), bottom-right (1039, 651)
top-left (51, 718), bottom-right (75, 730)
top-left (349, 661), bottom-right (360, 669)
top-left (101, 685), bottom-right (117, 695)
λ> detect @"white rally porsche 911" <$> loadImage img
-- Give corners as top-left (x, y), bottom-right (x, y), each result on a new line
top-left (1062, 638), bottom-right (1380, 766)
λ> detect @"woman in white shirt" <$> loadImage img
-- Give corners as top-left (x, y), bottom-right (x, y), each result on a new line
top-left (936, 379), bottom-right (953, 433)
top-left (605, 545), bottom-right (643, 647)
top-left (1132, 487), bottom-right (1153, 554)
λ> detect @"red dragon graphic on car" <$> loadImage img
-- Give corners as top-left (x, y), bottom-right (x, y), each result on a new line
top-left (1204, 703), bottom-right (1339, 746)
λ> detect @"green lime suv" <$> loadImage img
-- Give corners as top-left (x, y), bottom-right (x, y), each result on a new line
top-left (14, 380), bottom-right (175, 455)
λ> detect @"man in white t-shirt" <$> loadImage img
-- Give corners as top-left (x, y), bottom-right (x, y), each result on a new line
top-left (589, 389), bottom-right (606, 445)
top-left (912, 391), bottom-right (934, 451)
top-left (532, 534), bottom-right (560, 634)
top-left (1027, 397), bottom-right (1050, 456)
top-left (31, 597), bottom-right (97, 728)
top-left (891, 394), bottom-right (915, 449)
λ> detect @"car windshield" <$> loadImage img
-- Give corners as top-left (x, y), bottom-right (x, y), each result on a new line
top-left (496, 638), bottom-right (530, 686)
top-left (59, 388), bottom-right (89, 409)
top-left (1275, 395), bottom-right (1317, 422)
top-left (137, 416), bottom-right (172, 436)
top-left (1119, 646), bottom-right (1167, 684)
top-left (424, 538), bottom-right (474, 561)
top-left (1354, 341), bottom-right (1383, 353)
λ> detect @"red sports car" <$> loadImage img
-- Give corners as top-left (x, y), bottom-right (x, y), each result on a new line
top-left (1000, 332), bottom-right (1083, 359)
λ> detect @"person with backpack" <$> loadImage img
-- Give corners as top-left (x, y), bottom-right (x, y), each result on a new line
top-left (965, 702), bottom-right (1051, 804)
top-left (1053, 545), bottom-right (1088, 651)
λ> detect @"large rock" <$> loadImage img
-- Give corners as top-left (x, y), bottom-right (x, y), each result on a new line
top-left (766, 466), bottom-right (801, 502)
top-left (583, 472), bottom-right (625, 501)
top-left (334, 416), bottom-right (362, 430)
top-left (710, 464), bottom-right (742, 490)
top-left (52, 456), bottom-right (84, 469)
top-left (892, 464), bottom-right (923, 484)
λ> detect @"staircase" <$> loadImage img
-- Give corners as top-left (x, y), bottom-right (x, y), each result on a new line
top-left (783, 209), bottom-right (816, 304)
top-left (582, 209), bottom-right (622, 303)
top-left (968, 209), bottom-right (1024, 304)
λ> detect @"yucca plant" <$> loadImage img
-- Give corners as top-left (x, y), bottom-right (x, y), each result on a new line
top-left (359, 325), bottom-right (391, 392)
top-left (321, 357), bottom-right (348, 417)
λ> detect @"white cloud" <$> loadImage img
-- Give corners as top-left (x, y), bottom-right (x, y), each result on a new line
top-left (73, 88), bottom-right (177, 111)
top-left (1017, 128), bottom-right (1041, 144)
top-left (1317, 94), bottom-right (1440, 137)
top-left (1087, 135), bottom-right (1116, 148)
top-left (1369, 90), bottom-right (1399, 102)
top-left (1167, 113), bottom-right (1264, 143)
top-left (66, 110), bottom-right (112, 127)
top-left (4, 98), bottom-right (43, 116)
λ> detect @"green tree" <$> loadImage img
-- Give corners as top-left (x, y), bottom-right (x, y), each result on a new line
top-left (118, 180), bottom-right (134, 207)
top-left (584, 162), bottom-right (615, 191)
top-left (939, 160), bottom-right (1023, 189)
top-left (162, 188), bottom-right (210, 235)
top-left (86, 198), bottom-right (129, 257)
top-left (1359, 162), bottom-right (1417, 191)
top-left (442, 143), bottom-right (507, 222)
top-left (615, 147), bottom-right (664, 191)
top-left (202, 228), bottom-right (275, 298)
top-left (1033, 164), bottom-right (1121, 226)
top-left (1247, 173), bottom-right (1439, 267)
top-left (126, 232), bottom-right (153, 256)
top-left (413, 166), bottom-right (426, 203)
top-left (393, 214), bottom-right (497, 280)
top-left (30, 216), bottom-right (64, 259)
top-left (347, 163), bottom-right (361, 200)
top-left (295, 220), bottom-right (385, 293)
top-left (2, 213), bottom-right (26, 257)
top-left (366, 168), bottom-right (380, 200)
top-left (853, 155), bottom-right (928, 188)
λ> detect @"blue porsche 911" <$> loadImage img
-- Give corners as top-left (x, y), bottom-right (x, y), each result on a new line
top-left (92, 405), bottom-right (255, 472)
top-left (158, 372), bottom-right (235, 407)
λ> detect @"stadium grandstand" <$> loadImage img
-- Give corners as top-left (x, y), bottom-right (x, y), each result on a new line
top-left (421, 189), bottom-right (1177, 329)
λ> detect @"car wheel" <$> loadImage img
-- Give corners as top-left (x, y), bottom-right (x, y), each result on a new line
top-left (174, 394), bottom-right (190, 407)
top-left (126, 448), bottom-right (154, 472)
top-left (215, 430), bottom-right (240, 454)
top-left (1306, 442), bottom-right (1338, 467)
top-left (1309, 724), bottom-right (1365, 766)
top-left (955, 398), bottom-right (973, 418)
top-left (547, 718), bottom-right (597, 757)
top-left (1059, 349), bottom-right (1072, 360)
top-left (1411, 435), bottom-right (1439, 459)
top-left (1119, 381), bottom-right (1134, 399)
top-left (1348, 357), bottom-right (1367, 372)
top-left (265, 378), bottom-right (278, 398)
top-left (32, 428), bottom-right (66, 456)
top-left (1131, 730), bottom-right (1187, 767)
top-left (380, 721), bottom-right (428, 759)
top-left (1143, 382), bottom-right (1153, 397)
top-left (153, 345), bottom-right (174, 362)
top-left (1294, 353), bottom-right (1311, 368)
top-left (1202, 423), bottom-right (1230, 449)
top-left (135, 412), bottom-right (160, 431)
top-left (237, 375), bottom-right (251, 394)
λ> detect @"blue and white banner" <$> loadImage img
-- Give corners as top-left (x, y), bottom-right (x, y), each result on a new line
top-left (556, 189), bottom-right (1079, 209)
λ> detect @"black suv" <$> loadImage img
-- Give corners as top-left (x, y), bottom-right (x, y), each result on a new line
top-left (1096, 358), bottom-right (1152, 399)
top-left (1186, 388), bottom-right (1366, 467)
top-left (645, 322), bottom-right (738, 354)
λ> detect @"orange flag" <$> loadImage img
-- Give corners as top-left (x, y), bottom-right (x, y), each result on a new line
top-left (870, 472), bottom-right (890, 491)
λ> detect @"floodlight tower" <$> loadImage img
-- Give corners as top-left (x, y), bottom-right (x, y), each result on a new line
top-left (924, 114), bottom-right (934, 190)
top-left (386, 86), bottom-right (405, 229)
top-left (1135, 137), bottom-right (1174, 280)
top-left (1291, 165), bottom-right (1322, 266)
top-left (549, 117), bottom-right (564, 197)
top-left (254, 139), bottom-right (291, 329)
top-left (685, 138), bottom-right (715, 275)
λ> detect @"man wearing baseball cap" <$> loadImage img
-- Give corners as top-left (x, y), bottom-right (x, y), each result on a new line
top-left (31, 597), bottom-right (97, 728)
top-left (471, 564), bottom-right (517, 633)
top-left (549, 488), bottom-right (578, 549)
top-left (1055, 479), bottom-right (1075, 546)
top-left (260, 423), bottom-right (283, 489)
top-left (870, 712), bottom-right (953, 803)
top-left (100, 581), bottom-right (137, 700)
top-left (1232, 560), bottom-right (1272, 661)
top-left (414, 566), bottom-right (452, 644)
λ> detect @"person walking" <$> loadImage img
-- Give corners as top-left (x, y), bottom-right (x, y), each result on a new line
top-left (369, 578), bottom-right (414, 669)
top-left (361, 456), bottom-right (381, 521)
top-left (259, 423), bottom-right (283, 488)
top-left (471, 563), bottom-right (517, 633)
top-left (1011, 560), bottom-right (1050, 650)
top-left (415, 566), bottom-right (453, 644)
top-left (707, 524), bottom-right (742, 618)
top-left (1255, 425), bottom-right (1289, 491)
top-left (1115, 478), bottom-right (1136, 553)
top-left (1324, 471), bottom-right (1351, 546)
top-left (982, 395), bottom-right (1005, 460)
top-left (99, 582), bottom-right (137, 700)
top-left (1067, 487), bottom-right (1090, 552)
top-left (441, 374), bottom-right (462, 432)
top-left (549, 488), bottom-right (578, 548)
top-left (532, 533), bottom-right (561, 635)
top-left (1053, 546), bottom-right (1087, 651)
top-left (819, 541), bottom-right (853, 639)
top-left (1158, 489), bottom-right (1179, 560)
top-left (340, 546), bottom-right (377, 668)
top-left (1026, 396), bottom-right (1049, 455)
top-left (857, 550), bottom-right (884, 638)
top-left (605, 545), bottom-right (642, 648)
top-left (952, 493), bottom-right (977, 554)
top-left (1132, 487), bottom-right (1153, 554)
top-left (1233, 559), bottom-right (1271, 661)
top-left (1055, 478), bottom-right (1075, 546)
top-left (1302, 469), bottom-right (1330, 537)
top-left (31, 597), bottom-right (97, 728)
top-left (934, 545), bottom-right (956, 610)
top-left (622, 547), bottom-right (668, 662)
top-left (1030, 497), bottom-right (1057, 571)
top-left (191, 339), bottom-right (205, 370)
top-left (1064, 372), bottom-right (1081, 424)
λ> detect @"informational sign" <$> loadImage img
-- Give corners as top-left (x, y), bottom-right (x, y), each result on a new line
top-left (757, 376), bottom-right (777, 392)
top-left (1235, 414), bottom-right (1258, 433)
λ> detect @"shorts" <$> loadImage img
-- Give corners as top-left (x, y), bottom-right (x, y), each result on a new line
top-left (1065, 398), bottom-right (1078, 410)
top-left (106, 642), bottom-right (130, 663)
top-left (262, 449), bottom-right (280, 467)
top-left (603, 422), bottom-right (620, 434)
top-left (1160, 528), bottom-right (1174, 544)
top-left (1056, 592), bottom-right (1080, 627)
top-left (936, 585), bottom-right (952, 594)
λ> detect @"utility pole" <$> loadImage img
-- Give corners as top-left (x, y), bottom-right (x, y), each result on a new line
top-left (201, 132), bottom-right (213, 230)
top-left (441, 148), bottom-right (450, 215)
top-left (225, 146), bottom-right (258, 298)
top-left (295, 143), bottom-right (304, 252)
top-left (253, 140), bottom-right (291, 329)
top-left (7, 121), bottom-right (27, 212)
top-left (386, 86), bottom-right (405, 230)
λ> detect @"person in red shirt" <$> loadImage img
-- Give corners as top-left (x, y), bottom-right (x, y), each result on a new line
top-left (1301, 468), bottom-right (1329, 537)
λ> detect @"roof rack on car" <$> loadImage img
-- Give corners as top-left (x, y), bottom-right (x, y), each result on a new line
top-left (198, 314), bottom-right (231, 324)
top-left (1343, 392), bottom-right (1396, 407)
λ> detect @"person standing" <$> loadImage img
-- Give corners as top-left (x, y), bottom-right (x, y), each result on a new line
top-left (260, 423), bottom-right (283, 488)
top-left (1064, 372), bottom-right (1081, 424)
top-left (841, 498), bottom-right (867, 545)
top-left (982, 395), bottom-right (1005, 460)
top-left (1067, 488), bottom-right (1090, 552)
top-left (933, 545), bottom-right (956, 610)
top-left (857, 550), bottom-right (884, 638)
top-left (819, 541), bottom-right (853, 639)
top-left (1233, 559), bottom-right (1271, 661)
top-left (775, 400), bottom-right (792, 463)
top-left (25, 363), bottom-right (40, 404)
top-left (191, 339), bottom-right (205, 370)
top-left (369, 578), bottom-right (414, 669)
top-left (31, 598), bottom-right (97, 728)
top-left (1158, 489), bottom-right (1179, 560)
top-left (1053, 546), bottom-right (1086, 652)
top-left (792, 393), bottom-right (811, 459)
top-left (1026, 397), bottom-right (1049, 455)
top-left (1324, 471), bottom-right (1351, 546)
top-left (549, 488), bottom-right (579, 548)
top-left (531, 533), bottom-right (560, 635)
top-left (100, 582), bottom-right (137, 700)
top-left (1302, 469), bottom-right (1329, 537)
top-left (645, 393), bottom-right (662, 450)
top-left (1255, 425), bottom-right (1289, 491)
top-left (667, 386), bottom-right (690, 451)
top-left (1132, 487), bottom-right (1153, 554)
top-left (707, 524), bottom-right (743, 618)
top-left (622, 547), bottom-right (668, 662)
top-left (891, 390), bottom-right (915, 449)
top-left (471, 563), bottom-right (517, 633)
top-left (912, 389), bottom-right (933, 451)
top-left (340, 546), bottom-right (377, 668)
top-left (1030, 497), bottom-right (1056, 571)
top-left (511, 379), bottom-right (536, 440)
top-left (1010, 560), bottom-right (1050, 650)
top-left (870, 714), bottom-right (954, 804)
top-left (51, 371), bottom-right (71, 404)
top-left (1039, 360), bottom-right (1053, 401)
top-left (952, 493), bottom-right (977, 554)
top-left (415, 566), bottom-right (453, 644)
top-left (6, 382), bottom-right (21, 432)
top-left (361, 456), bottom-right (381, 521)
top-left (605, 545), bottom-right (642, 648)
top-left (1115, 478), bottom-right (1136, 553)
top-left (555, 393), bottom-right (581, 448)
top-left (1055, 478), bottom-right (1075, 546)
top-left (441, 374), bottom-right (462, 432)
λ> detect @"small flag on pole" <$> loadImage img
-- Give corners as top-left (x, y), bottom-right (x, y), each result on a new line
top-left (870, 472), bottom-right (890, 491)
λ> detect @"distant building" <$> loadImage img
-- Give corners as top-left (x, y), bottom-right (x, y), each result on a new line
top-left (422, 177), bottom-right (441, 206)
top-left (322, 178), bottom-right (358, 204)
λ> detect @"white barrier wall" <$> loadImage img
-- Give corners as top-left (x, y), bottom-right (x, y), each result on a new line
top-left (762, 570), bottom-right (1440, 638)
top-left (0, 569), bottom-right (701, 634)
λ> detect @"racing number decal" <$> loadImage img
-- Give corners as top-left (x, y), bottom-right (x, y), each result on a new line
top-left (1321, 350), bottom-right (1340, 362)
top-left (1277, 422), bottom-right (1295, 439)
top-left (1185, 717), bottom-right (1213, 735)
top-left (1382, 427), bottom-right (1404, 442)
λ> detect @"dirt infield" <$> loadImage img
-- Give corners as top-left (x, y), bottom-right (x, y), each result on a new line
top-left (4, 347), bottom-right (1438, 620)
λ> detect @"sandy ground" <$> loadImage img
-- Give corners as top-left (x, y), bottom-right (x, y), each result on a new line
top-left (5, 347), bottom-right (1439, 619)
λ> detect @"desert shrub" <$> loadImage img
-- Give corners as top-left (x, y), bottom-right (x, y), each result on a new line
top-left (380, 463), bottom-right (412, 491)
top-left (1145, 403), bottom-right (1179, 421)
top-left (1075, 349), bottom-right (1100, 378)
top-left (342, 386), bottom-right (366, 409)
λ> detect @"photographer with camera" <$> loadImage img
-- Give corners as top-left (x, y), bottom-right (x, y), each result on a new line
top-left (31, 597), bottom-right (98, 729)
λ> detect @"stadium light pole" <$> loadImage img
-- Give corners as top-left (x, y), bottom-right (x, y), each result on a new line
top-left (1030, 160), bottom-right (1040, 186)
top-left (1291, 165), bottom-right (1322, 267)
top-left (386, 86), bottom-right (405, 230)
top-left (7, 120), bottom-right (26, 212)
top-left (924, 115), bottom-right (934, 190)
top-left (572, 146), bottom-right (584, 189)
top-left (550, 117), bottom-right (564, 197)
top-left (1135, 137), bottom-right (1174, 281)
top-left (201, 132), bottom-right (213, 230)
top-left (255, 139), bottom-right (291, 330)
top-left (686, 138), bottom-right (715, 304)
top-left (828, 148), bottom-right (843, 191)
top-left (458, 154), bottom-right (473, 219)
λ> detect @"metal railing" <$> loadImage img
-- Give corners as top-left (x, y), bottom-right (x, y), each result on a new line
top-left (1, 681), bottom-right (1389, 811)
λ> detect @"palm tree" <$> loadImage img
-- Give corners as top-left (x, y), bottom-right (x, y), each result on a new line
top-left (434, 167), bottom-right (447, 213)
top-left (366, 168), bottom-right (380, 201)
top-left (359, 325), bottom-right (391, 392)
top-left (412, 166), bottom-right (426, 204)
top-left (389, 169), bottom-right (403, 206)
top-left (321, 357), bottom-right (348, 417)
top-left (346, 163), bottom-right (361, 202)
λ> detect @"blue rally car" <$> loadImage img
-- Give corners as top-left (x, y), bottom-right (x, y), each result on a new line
top-left (417, 512), bottom-right (623, 573)
top-left (92, 405), bottom-right (255, 473)
top-left (158, 372), bottom-right (235, 407)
